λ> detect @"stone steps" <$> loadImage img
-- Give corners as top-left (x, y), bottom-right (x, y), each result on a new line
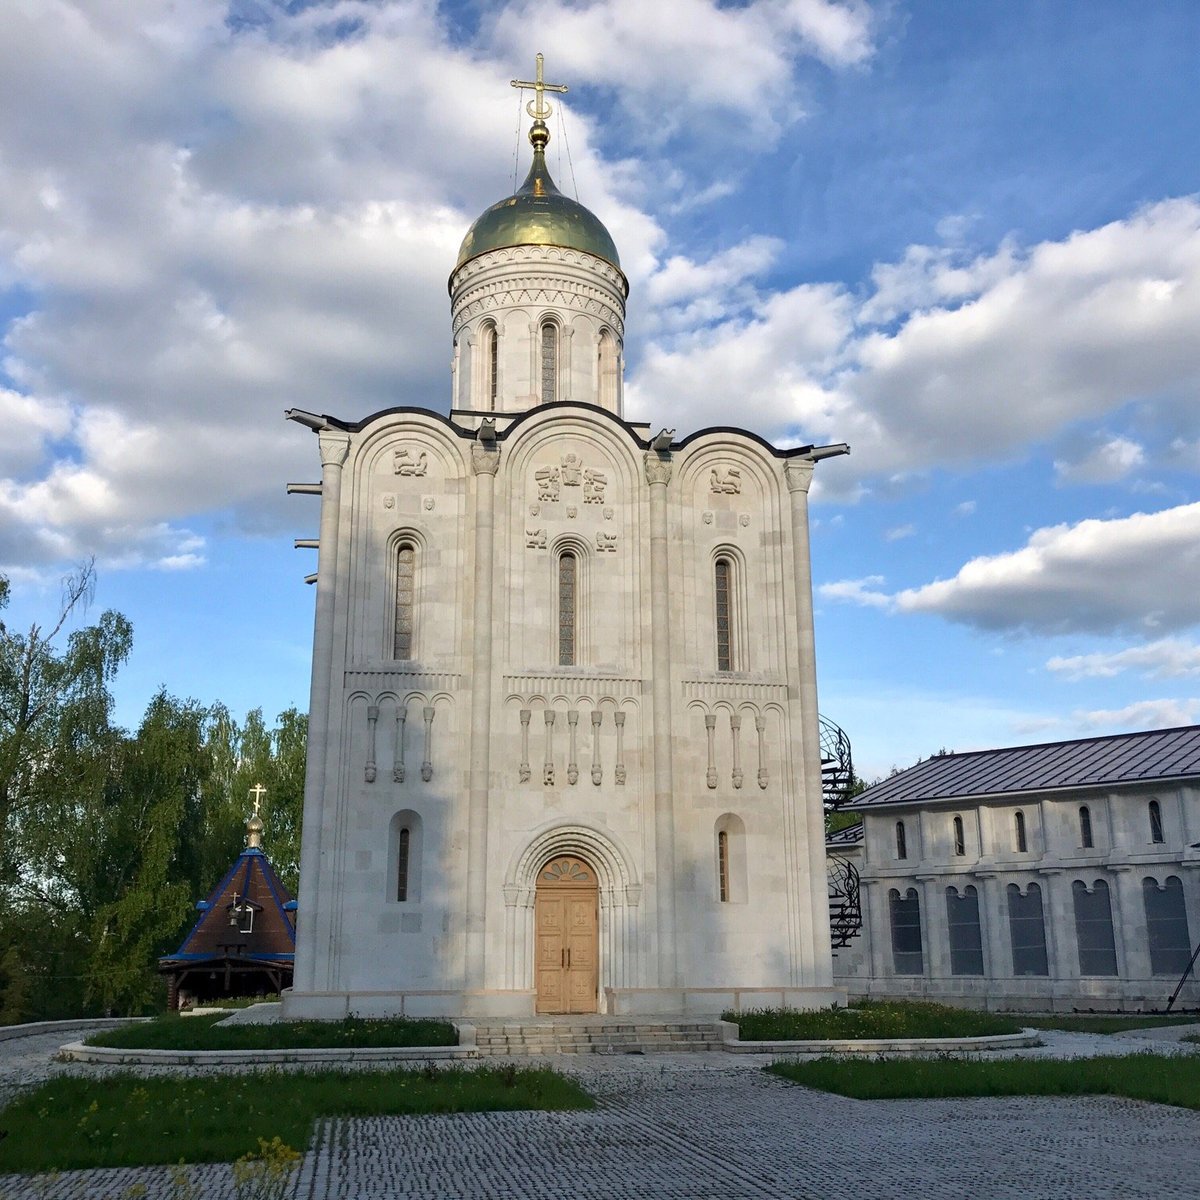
top-left (467, 1020), bottom-right (728, 1056)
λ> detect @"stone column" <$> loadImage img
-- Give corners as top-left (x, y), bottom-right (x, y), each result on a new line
top-left (862, 879), bottom-right (891, 988)
top-left (974, 873), bottom-right (1008, 984)
top-left (1037, 868), bottom-right (1071, 997)
top-left (465, 439), bottom-right (500, 991)
top-left (294, 431), bottom-right (350, 992)
top-left (784, 458), bottom-right (830, 986)
top-left (1110, 865), bottom-right (1149, 984)
top-left (644, 450), bottom-right (678, 989)
top-left (918, 874), bottom-right (946, 987)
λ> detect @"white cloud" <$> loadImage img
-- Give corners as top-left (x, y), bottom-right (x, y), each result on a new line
top-left (1053, 434), bottom-right (1145, 484)
top-left (884, 523), bottom-right (915, 541)
top-left (896, 502), bottom-right (1200, 635)
top-left (821, 502), bottom-right (1200, 638)
top-left (955, 500), bottom-right (976, 516)
top-left (1073, 699), bottom-right (1200, 731)
top-left (817, 575), bottom-right (891, 608)
top-left (1047, 638), bottom-right (1200, 681)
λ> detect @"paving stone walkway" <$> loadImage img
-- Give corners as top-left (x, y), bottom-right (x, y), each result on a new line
top-left (0, 1023), bottom-right (1197, 1198)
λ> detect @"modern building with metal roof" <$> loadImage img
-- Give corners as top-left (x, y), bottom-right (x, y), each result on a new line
top-left (826, 724), bottom-right (1200, 1013)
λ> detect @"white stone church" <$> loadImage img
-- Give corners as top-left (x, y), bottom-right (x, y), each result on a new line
top-left (282, 63), bottom-right (846, 1020)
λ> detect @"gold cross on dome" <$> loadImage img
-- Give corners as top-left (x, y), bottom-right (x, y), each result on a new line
top-left (249, 783), bottom-right (266, 816)
top-left (511, 52), bottom-right (568, 121)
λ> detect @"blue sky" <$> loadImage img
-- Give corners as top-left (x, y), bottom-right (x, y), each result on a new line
top-left (2, 0), bottom-right (1199, 780)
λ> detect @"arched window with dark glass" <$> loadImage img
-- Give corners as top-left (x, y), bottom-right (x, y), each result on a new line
top-left (1007, 883), bottom-right (1049, 976)
top-left (1148, 799), bottom-right (1165, 844)
top-left (1143, 876), bottom-right (1191, 975)
top-left (895, 820), bottom-right (908, 861)
top-left (482, 322), bottom-right (498, 409)
top-left (717, 830), bottom-right (730, 902)
top-left (397, 827), bottom-right (411, 902)
top-left (1079, 805), bottom-right (1094, 849)
top-left (714, 557), bottom-right (734, 671)
top-left (540, 321), bottom-right (558, 403)
top-left (389, 809), bottom-right (421, 904)
top-left (889, 888), bottom-right (924, 975)
top-left (946, 886), bottom-right (984, 975)
top-left (394, 543), bottom-right (416, 659)
top-left (1014, 810), bottom-right (1028, 853)
top-left (558, 550), bottom-right (577, 666)
top-left (1072, 879), bottom-right (1118, 976)
top-left (953, 815), bottom-right (965, 857)
top-left (715, 814), bottom-right (745, 903)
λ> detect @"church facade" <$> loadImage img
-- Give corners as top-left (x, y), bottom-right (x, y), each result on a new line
top-left (282, 65), bottom-right (846, 1019)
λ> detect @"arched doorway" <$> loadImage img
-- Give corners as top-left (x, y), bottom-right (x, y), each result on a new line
top-left (534, 855), bottom-right (599, 1013)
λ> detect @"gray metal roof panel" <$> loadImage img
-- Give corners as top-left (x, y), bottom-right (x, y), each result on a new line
top-left (852, 724), bottom-right (1200, 808)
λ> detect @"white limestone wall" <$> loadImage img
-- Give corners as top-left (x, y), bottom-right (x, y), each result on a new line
top-left (288, 402), bottom-right (839, 1017)
top-left (449, 246), bottom-right (626, 415)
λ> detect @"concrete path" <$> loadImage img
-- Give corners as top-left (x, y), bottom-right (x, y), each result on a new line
top-left (0, 1022), bottom-right (1196, 1198)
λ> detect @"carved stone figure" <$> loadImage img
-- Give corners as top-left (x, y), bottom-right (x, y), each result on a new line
top-left (394, 448), bottom-right (429, 477)
top-left (561, 453), bottom-right (582, 486)
top-left (583, 469), bottom-right (607, 504)
top-left (535, 465), bottom-right (560, 500)
top-left (595, 531), bottom-right (618, 553)
top-left (710, 465), bottom-right (741, 494)
top-left (526, 528), bottom-right (547, 549)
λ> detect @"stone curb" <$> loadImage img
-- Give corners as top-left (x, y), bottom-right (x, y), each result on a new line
top-left (59, 1040), bottom-right (479, 1066)
top-left (716, 1022), bottom-right (1041, 1055)
top-left (0, 1017), bottom-right (141, 1044)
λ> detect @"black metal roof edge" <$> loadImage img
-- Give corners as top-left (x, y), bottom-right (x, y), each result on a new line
top-left (825, 821), bottom-right (864, 845)
top-left (286, 401), bottom-right (834, 460)
top-left (847, 770), bottom-right (1200, 812)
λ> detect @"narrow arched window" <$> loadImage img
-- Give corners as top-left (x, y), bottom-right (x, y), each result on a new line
top-left (895, 820), bottom-right (908, 861)
top-left (1148, 799), bottom-right (1164, 844)
top-left (1014, 810), bottom-right (1027, 853)
top-left (540, 321), bottom-right (558, 403)
top-left (1079, 805), bottom-right (1094, 849)
top-left (953, 815), bottom-right (965, 857)
top-left (889, 888), bottom-right (924, 975)
top-left (945, 886), bottom-right (984, 975)
top-left (717, 830), bottom-right (730, 902)
top-left (558, 551), bottom-right (577, 666)
top-left (1144, 876), bottom-right (1191, 975)
top-left (1073, 879), bottom-right (1117, 976)
top-left (1007, 883), bottom-right (1049, 976)
top-left (396, 827), bottom-right (411, 902)
top-left (715, 814), bottom-right (746, 902)
top-left (714, 557), bottom-right (733, 671)
top-left (482, 322), bottom-right (498, 409)
top-left (394, 543), bottom-right (416, 659)
top-left (598, 329), bottom-right (618, 408)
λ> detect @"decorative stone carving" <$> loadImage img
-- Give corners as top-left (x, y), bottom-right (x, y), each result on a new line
top-left (643, 452), bottom-right (673, 486)
top-left (567, 505), bottom-right (577, 519)
top-left (583, 469), bottom-right (607, 504)
top-left (730, 713), bottom-right (743, 790)
top-left (365, 705), bottom-right (379, 784)
top-left (529, 503), bottom-right (540, 516)
top-left (702, 511), bottom-right (713, 524)
top-left (756, 713), bottom-right (768, 789)
top-left (526, 528), bottom-right (547, 549)
top-left (603, 507), bottom-right (613, 521)
top-left (591, 710), bottom-right (603, 785)
top-left (424, 497), bottom-right (435, 511)
top-left (561, 454), bottom-right (582, 486)
top-left (394, 448), bottom-right (429, 477)
top-left (704, 713), bottom-right (717, 789)
top-left (393, 707), bottom-right (406, 783)
top-left (518, 708), bottom-right (531, 783)
top-left (614, 710), bottom-right (627, 785)
top-left (543, 709), bottom-right (556, 787)
top-left (318, 432), bottom-right (350, 468)
top-left (783, 457), bottom-right (815, 495)
top-left (739, 514), bottom-right (750, 527)
top-left (383, 494), bottom-right (396, 509)
top-left (710, 465), bottom-right (741, 494)
top-left (595, 532), bottom-right (618, 553)
top-left (471, 444), bottom-right (500, 475)
top-left (567, 710), bottom-right (579, 786)
top-left (421, 705), bottom-right (435, 782)
top-left (534, 465), bottom-right (560, 500)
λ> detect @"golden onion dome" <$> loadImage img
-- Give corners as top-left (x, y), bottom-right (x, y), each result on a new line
top-left (455, 119), bottom-right (620, 272)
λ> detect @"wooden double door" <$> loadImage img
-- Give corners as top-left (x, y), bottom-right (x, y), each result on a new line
top-left (534, 856), bottom-right (599, 1014)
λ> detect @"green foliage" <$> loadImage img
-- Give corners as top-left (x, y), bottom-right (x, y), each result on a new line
top-left (88, 1012), bottom-right (459, 1050)
top-left (724, 1000), bottom-right (1022, 1040)
top-left (0, 1067), bottom-right (593, 1172)
top-left (0, 569), bottom-right (308, 1021)
top-left (768, 1050), bottom-right (1200, 1110)
top-left (1019, 1013), bottom-right (1200, 1033)
top-left (232, 1137), bottom-right (302, 1200)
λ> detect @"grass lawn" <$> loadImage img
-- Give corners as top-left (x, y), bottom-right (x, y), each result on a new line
top-left (1016, 1014), bottom-right (1200, 1034)
top-left (769, 1051), bottom-right (1200, 1110)
top-left (726, 1000), bottom-right (1022, 1041)
top-left (85, 1012), bottom-right (458, 1051)
top-left (0, 1066), bottom-right (592, 1173)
